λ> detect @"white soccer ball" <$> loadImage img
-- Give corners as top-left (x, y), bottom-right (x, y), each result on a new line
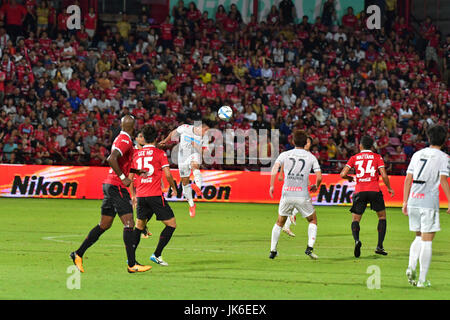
top-left (218, 105), bottom-right (233, 121)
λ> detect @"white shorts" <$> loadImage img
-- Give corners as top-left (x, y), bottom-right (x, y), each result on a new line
top-left (178, 153), bottom-right (201, 178)
top-left (408, 206), bottom-right (440, 233)
top-left (279, 197), bottom-right (315, 218)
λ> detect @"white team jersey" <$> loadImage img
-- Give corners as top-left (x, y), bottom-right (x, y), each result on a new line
top-left (176, 124), bottom-right (202, 164)
top-left (407, 147), bottom-right (449, 210)
top-left (275, 148), bottom-right (321, 198)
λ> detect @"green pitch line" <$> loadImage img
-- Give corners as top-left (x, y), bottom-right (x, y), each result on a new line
top-left (0, 199), bottom-right (449, 300)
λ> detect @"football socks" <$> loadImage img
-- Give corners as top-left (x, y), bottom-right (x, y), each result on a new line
top-left (308, 223), bottom-right (317, 248)
top-left (154, 226), bottom-right (176, 258)
top-left (76, 224), bottom-right (106, 258)
top-left (351, 221), bottom-right (360, 242)
top-left (270, 224), bottom-right (282, 252)
top-left (419, 241), bottom-right (432, 283)
top-left (377, 219), bottom-right (387, 249)
top-left (408, 236), bottom-right (422, 271)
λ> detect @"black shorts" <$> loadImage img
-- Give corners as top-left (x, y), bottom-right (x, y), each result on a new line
top-left (137, 196), bottom-right (175, 222)
top-left (350, 191), bottom-right (386, 215)
top-left (101, 184), bottom-right (133, 217)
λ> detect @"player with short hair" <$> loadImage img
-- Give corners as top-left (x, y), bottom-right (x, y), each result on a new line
top-left (279, 137), bottom-right (314, 237)
top-left (131, 125), bottom-right (178, 266)
top-left (70, 115), bottom-right (152, 273)
top-left (269, 130), bottom-right (322, 259)
top-left (130, 131), bottom-right (152, 238)
top-left (402, 125), bottom-right (450, 288)
top-left (340, 136), bottom-right (394, 258)
top-left (159, 123), bottom-right (209, 218)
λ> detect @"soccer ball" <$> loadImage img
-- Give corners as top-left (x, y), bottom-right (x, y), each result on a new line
top-left (218, 106), bottom-right (233, 121)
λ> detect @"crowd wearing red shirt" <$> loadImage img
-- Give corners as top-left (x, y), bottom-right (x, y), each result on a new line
top-left (0, 1), bottom-right (448, 175)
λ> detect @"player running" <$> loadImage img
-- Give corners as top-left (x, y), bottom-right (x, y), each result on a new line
top-left (129, 131), bottom-right (152, 238)
top-left (70, 115), bottom-right (152, 273)
top-left (159, 123), bottom-right (209, 218)
top-left (269, 130), bottom-right (322, 260)
top-left (340, 136), bottom-right (394, 258)
top-left (131, 125), bottom-right (178, 266)
top-left (402, 125), bottom-right (450, 288)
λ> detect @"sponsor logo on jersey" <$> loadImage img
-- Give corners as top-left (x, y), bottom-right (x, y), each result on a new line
top-left (411, 192), bottom-right (425, 199)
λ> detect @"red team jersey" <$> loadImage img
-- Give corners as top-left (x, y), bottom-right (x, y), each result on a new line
top-left (345, 151), bottom-right (385, 193)
top-left (132, 145), bottom-right (169, 197)
top-left (103, 131), bottom-right (133, 188)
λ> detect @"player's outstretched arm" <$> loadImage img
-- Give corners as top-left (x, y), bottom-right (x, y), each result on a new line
top-left (270, 162), bottom-right (281, 198)
top-left (379, 167), bottom-right (394, 197)
top-left (107, 149), bottom-right (131, 187)
top-left (159, 129), bottom-right (179, 147)
top-left (439, 175), bottom-right (450, 214)
top-left (402, 173), bottom-right (413, 216)
top-left (163, 166), bottom-right (177, 192)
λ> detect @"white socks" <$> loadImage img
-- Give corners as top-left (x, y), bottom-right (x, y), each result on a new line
top-left (408, 236), bottom-right (422, 271)
top-left (193, 169), bottom-right (202, 188)
top-left (284, 217), bottom-right (292, 230)
top-left (271, 224), bottom-right (282, 252)
top-left (419, 241), bottom-right (432, 283)
top-left (182, 184), bottom-right (195, 207)
top-left (308, 223), bottom-right (317, 248)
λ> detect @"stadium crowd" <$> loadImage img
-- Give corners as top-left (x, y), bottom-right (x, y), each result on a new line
top-left (0, 0), bottom-right (448, 174)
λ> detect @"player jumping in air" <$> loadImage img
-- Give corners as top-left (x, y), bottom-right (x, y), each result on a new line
top-left (340, 136), bottom-right (394, 258)
top-left (70, 115), bottom-right (152, 273)
top-left (131, 125), bottom-right (178, 266)
top-left (159, 123), bottom-right (209, 217)
top-left (269, 130), bottom-right (322, 260)
top-left (402, 125), bottom-right (450, 288)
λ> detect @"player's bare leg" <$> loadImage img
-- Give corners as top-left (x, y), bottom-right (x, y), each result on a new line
top-left (417, 232), bottom-right (435, 287)
top-left (270, 215), bottom-right (287, 259)
top-left (351, 213), bottom-right (362, 258)
top-left (181, 176), bottom-right (196, 217)
top-left (375, 210), bottom-right (388, 255)
top-left (151, 217), bottom-right (177, 266)
top-left (406, 231), bottom-right (422, 285)
top-left (71, 215), bottom-right (114, 273)
top-left (305, 212), bottom-right (318, 259)
top-left (191, 162), bottom-right (203, 196)
top-left (120, 213), bottom-right (151, 273)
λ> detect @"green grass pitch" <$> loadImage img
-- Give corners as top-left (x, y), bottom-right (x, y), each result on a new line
top-left (0, 198), bottom-right (449, 300)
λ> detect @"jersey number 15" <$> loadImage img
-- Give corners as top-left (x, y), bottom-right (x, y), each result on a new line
top-left (136, 157), bottom-right (154, 176)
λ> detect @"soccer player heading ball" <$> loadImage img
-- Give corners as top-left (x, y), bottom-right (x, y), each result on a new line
top-left (159, 123), bottom-right (209, 218)
top-left (403, 125), bottom-right (450, 288)
top-left (340, 136), bottom-right (394, 258)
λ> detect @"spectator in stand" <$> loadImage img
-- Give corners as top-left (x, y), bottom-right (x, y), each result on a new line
top-left (342, 7), bottom-right (357, 33)
top-left (36, 1), bottom-right (49, 36)
top-left (84, 7), bottom-right (97, 40)
top-left (0, 0), bottom-right (27, 42)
